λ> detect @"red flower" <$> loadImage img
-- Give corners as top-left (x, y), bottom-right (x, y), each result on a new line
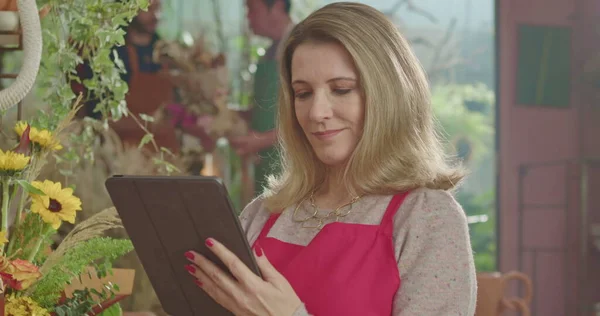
top-left (0, 259), bottom-right (41, 290)
top-left (13, 124), bottom-right (31, 155)
top-left (0, 271), bottom-right (20, 290)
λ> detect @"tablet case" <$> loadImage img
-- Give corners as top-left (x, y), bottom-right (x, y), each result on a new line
top-left (105, 175), bottom-right (260, 316)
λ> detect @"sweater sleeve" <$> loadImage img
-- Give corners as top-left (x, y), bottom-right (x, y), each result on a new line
top-left (238, 196), bottom-right (272, 248)
top-left (392, 189), bottom-right (477, 316)
top-left (292, 304), bottom-right (313, 316)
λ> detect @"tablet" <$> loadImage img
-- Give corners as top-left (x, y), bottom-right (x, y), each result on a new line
top-left (105, 175), bottom-right (261, 316)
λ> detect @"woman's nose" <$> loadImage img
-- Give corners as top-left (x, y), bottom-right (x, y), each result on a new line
top-left (308, 93), bottom-right (333, 122)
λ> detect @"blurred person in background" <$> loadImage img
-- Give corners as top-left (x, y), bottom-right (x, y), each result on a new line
top-left (228, 0), bottom-right (294, 195)
top-left (74, 0), bottom-right (181, 154)
top-left (108, 0), bottom-right (179, 153)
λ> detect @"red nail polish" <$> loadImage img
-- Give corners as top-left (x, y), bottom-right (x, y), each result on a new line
top-left (184, 251), bottom-right (195, 260)
top-left (255, 246), bottom-right (263, 257)
top-left (205, 238), bottom-right (214, 247)
top-left (195, 279), bottom-right (203, 287)
top-left (185, 265), bottom-right (196, 274)
top-left (254, 241), bottom-right (263, 257)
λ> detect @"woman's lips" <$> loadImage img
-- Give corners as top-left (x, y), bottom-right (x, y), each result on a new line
top-left (312, 129), bottom-right (344, 140)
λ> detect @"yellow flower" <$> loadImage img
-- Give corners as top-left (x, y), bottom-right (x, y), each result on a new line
top-left (13, 121), bottom-right (27, 136)
top-left (0, 150), bottom-right (29, 172)
top-left (31, 129), bottom-right (63, 151)
top-left (30, 180), bottom-right (82, 230)
top-left (14, 121), bottom-right (62, 151)
top-left (5, 295), bottom-right (50, 316)
top-left (0, 231), bottom-right (7, 244)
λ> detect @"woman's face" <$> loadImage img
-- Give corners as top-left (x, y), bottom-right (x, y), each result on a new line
top-left (291, 42), bottom-right (365, 167)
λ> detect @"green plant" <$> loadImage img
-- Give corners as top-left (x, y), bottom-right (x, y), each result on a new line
top-left (9, 211), bottom-right (53, 263)
top-left (431, 83), bottom-right (495, 165)
top-left (0, 1), bottom-right (149, 314)
top-left (31, 0), bottom-right (178, 175)
top-left (30, 237), bottom-right (133, 308)
top-left (456, 189), bottom-right (496, 272)
top-left (98, 303), bottom-right (123, 316)
top-left (34, 0), bottom-right (148, 128)
top-left (54, 283), bottom-right (120, 316)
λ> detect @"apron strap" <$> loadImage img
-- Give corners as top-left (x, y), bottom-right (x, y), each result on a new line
top-left (257, 213), bottom-right (281, 241)
top-left (380, 191), bottom-right (411, 236)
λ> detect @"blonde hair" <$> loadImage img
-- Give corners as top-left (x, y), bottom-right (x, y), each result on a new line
top-left (262, 2), bottom-right (464, 211)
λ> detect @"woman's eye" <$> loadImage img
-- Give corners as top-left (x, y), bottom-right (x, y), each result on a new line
top-left (334, 89), bottom-right (352, 95)
top-left (294, 92), bottom-right (311, 100)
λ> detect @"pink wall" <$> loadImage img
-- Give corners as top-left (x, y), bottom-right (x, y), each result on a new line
top-left (578, 0), bottom-right (600, 311)
top-left (498, 0), bottom-right (599, 314)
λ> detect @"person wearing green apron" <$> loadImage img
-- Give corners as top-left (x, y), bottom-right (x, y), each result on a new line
top-left (229, 0), bottom-right (293, 195)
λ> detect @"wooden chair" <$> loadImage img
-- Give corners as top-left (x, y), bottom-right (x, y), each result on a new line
top-left (475, 271), bottom-right (533, 316)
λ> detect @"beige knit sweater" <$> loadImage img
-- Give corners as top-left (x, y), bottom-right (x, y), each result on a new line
top-left (239, 187), bottom-right (477, 316)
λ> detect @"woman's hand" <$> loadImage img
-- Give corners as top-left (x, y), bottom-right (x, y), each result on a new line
top-left (228, 130), bottom-right (276, 156)
top-left (184, 238), bottom-right (302, 316)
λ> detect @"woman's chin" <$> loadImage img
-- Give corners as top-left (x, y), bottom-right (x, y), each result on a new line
top-left (315, 152), bottom-right (351, 167)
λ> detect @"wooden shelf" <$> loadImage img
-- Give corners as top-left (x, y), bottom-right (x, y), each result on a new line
top-left (0, 30), bottom-right (21, 36)
top-left (0, 46), bottom-right (22, 51)
top-left (0, 28), bottom-right (22, 50)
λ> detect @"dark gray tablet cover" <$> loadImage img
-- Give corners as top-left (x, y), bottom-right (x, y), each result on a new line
top-left (105, 175), bottom-right (261, 316)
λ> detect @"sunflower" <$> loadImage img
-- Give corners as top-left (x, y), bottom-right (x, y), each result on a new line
top-left (14, 121), bottom-right (62, 151)
top-left (0, 150), bottom-right (30, 173)
top-left (30, 180), bottom-right (82, 230)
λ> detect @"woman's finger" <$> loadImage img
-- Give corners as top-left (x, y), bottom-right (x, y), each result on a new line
top-left (185, 250), bottom-right (245, 298)
top-left (204, 238), bottom-right (263, 288)
top-left (185, 263), bottom-right (245, 315)
top-left (253, 241), bottom-right (286, 287)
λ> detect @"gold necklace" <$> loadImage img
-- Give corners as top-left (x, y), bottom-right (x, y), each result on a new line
top-left (292, 191), bottom-right (363, 229)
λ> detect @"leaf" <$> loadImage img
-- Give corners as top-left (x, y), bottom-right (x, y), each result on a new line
top-left (15, 180), bottom-right (45, 196)
top-left (59, 169), bottom-right (74, 177)
top-left (138, 0), bottom-right (150, 10)
top-left (160, 146), bottom-right (175, 157)
top-left (139, 113), bottom-right (155, 123)
top-left (97, 303), bottom-right (123, 316)
top-left (138, 134), bottom-right (154, 149)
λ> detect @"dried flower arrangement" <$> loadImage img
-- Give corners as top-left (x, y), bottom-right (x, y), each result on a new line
top-left (0, 0), bottom-right (157, 314)
top-left (152, 38), bottom-right (248, 173)
top-left (0, 101), bottom-right (133, 316)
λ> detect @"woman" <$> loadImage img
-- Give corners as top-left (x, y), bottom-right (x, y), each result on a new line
top-left (184, 2), bottom-right (477, 315)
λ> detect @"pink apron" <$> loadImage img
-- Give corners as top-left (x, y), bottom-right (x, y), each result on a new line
top-left (253, 192), bottom-right (409, 315)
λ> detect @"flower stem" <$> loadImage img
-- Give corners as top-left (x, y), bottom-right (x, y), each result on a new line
top-left (6, 188), bottom-right (24, 256)
top-left (14, 185), bottom-right (27, 229)
top-left (8, 157), bottom-right (35, 256)
top-left (27, 225), bottom-right (53, 263)
top-left (1, 178), bottom-right (10, 236)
